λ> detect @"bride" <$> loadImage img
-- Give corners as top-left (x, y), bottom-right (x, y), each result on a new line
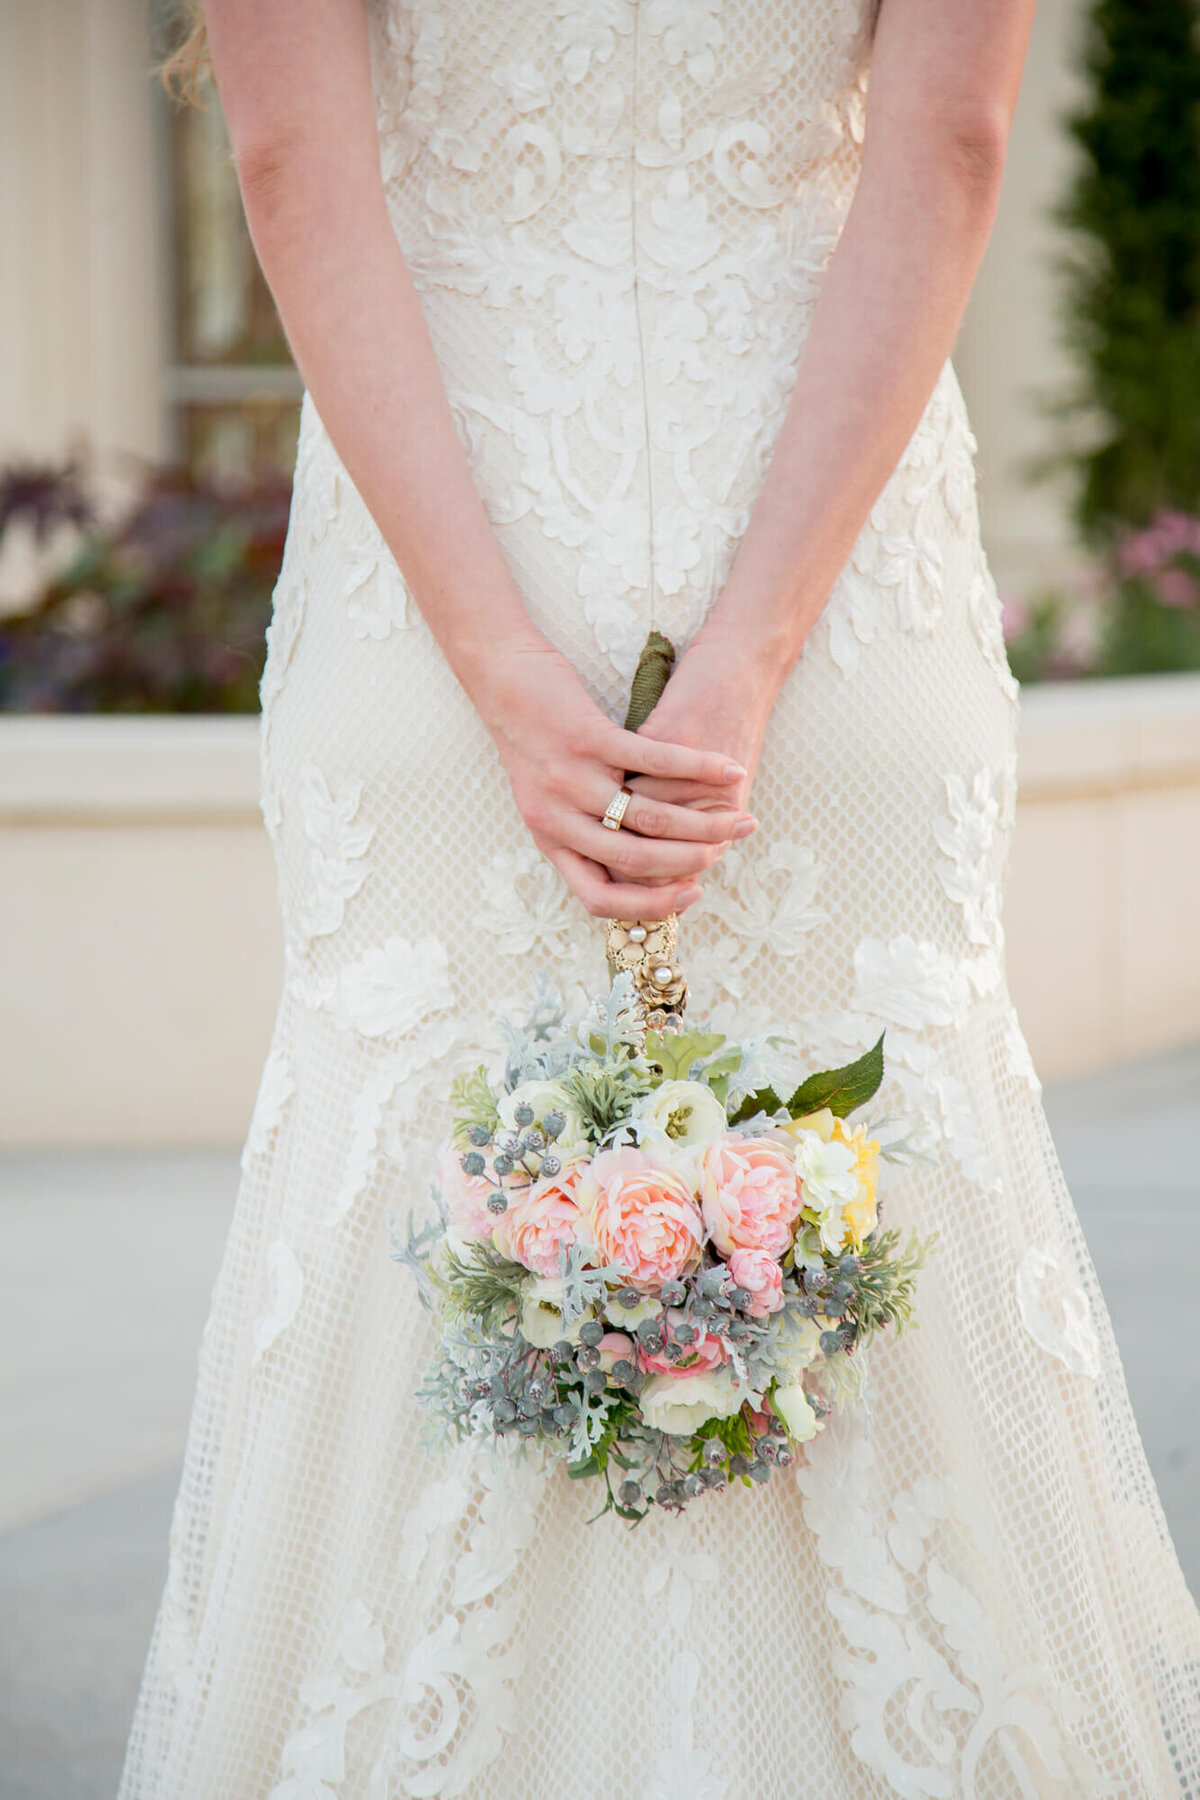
top-left (122, 2), bottom-right (1200, 1795)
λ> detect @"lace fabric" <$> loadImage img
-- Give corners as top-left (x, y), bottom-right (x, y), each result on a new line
top-left (119, 3), bottom-right (1200, 1795)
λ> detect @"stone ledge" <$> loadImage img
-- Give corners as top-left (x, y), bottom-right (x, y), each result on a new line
top-left (0, 716), bottom-right (262, 820)
top-left (4, 672), bottom-right (1200, 818)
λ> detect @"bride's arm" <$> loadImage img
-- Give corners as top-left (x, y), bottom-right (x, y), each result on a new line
top-left (201, 0), bottom-right (751, 921)
top-left (634, 0), bottom-right (1036, 800)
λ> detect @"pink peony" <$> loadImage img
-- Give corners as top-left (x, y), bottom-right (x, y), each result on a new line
top-left (492, 1164), bottom-right (589, 1278)
top-left (727, 1247), bottom-right (785, 1317)
top-left (638, 1308), bottom-right (728, 1376)
top-left (699, 1135), bottom-right (802, 1259)
top-left (577, 1147), bottom-right (703, 1290)
top-left (436, 1141), bottom-right (495, 1241)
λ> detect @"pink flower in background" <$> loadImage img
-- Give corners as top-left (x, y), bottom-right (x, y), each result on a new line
top-left (998, 588), bottom-right (1030, 643)
top-left (727, 1247), bottom-right (785, 1317)
top-left (699, 1135), bottom-right (802, 1258)
top-left (493, 1165), bottom-right (589, 1278)
top-left (436, 1141), bottom-right (495, 1241)
top-left (1154, 566), bottom-right (1199, 609)
top-left (1116, 508), bottom-right (1200, 580)
top-left (578, 1147), bottom-right (703, 1289)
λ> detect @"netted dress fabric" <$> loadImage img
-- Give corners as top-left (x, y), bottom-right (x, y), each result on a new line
top-left (119, 3), bottom-right (1200, 1797)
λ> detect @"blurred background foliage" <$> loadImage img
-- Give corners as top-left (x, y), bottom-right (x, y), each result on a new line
top-left (0, 463), bottom-right (287, 713)
top-left (1005, 0), bottom-right (1200, 681)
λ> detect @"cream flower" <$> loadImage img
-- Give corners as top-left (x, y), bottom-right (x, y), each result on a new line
top-left (604, 1290), bottom-right (663, 1330)
top-left (497, 1079), bottom-right (590, 1164)
top-left (518, 1276), bottom-right (583, 1348)
top-left (640, 1365), bottom-right (747, 1437)
top-left (633, 1079), bottom-right (728, 1154)
top-left (771, 1312), bottom-right (824, 1380)
top-left (772, 1382), bottom-right (820, 1442)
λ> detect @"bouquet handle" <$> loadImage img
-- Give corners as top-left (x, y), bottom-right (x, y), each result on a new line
top-left (605, 631), bottom-right (688, 1032)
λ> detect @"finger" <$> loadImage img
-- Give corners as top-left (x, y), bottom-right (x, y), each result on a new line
top-left (610, 728), bottom-right (745, 788)
top-left (561, 812), bottom-right (727, 881)
top-left (585, 777), bottom-right (754, 845)
top-left (550, 845), bottom-right (704, 921)
top-left (625, 773), bottom-right (750, 811)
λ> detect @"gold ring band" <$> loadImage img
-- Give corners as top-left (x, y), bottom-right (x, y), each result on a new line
top-left (601, 786), bottom-right (632, 831)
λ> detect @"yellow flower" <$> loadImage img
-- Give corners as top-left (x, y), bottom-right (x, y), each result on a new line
top-left (831, 1119), bottom-right (879, 1249)
top-left (781, 1108), bottom-right (879, 1251)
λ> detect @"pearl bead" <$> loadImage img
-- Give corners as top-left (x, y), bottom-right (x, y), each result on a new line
top-left (653, 965), bottom-right (674, 987)
top-left (628, 925), bottom-right (647, 943)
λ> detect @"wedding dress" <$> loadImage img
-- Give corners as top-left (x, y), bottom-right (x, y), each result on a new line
top-left (120, 2), bottom-right (1200, 1795)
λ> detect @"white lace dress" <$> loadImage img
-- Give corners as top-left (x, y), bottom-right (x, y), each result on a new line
top-left (120, 3), bottom-right (1200, 1796)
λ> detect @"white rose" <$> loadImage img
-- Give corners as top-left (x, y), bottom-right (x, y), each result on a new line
top-left (634, 1079), bottom-right (728, 1155)
top-left (772, 1382), bottom-right (820, 1442)
top-left (640, 1365), bottom-right (747, 1437)
top-left (498, 1079), bottom-right (590, 1164)
top-left (604, 1290), bottom-right (662, 1330)
top-left (518, 1276), bottom-right (582, 1349)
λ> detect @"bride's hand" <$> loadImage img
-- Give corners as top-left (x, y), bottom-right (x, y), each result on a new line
top-left (627, 634), bottom-right (784, 819)
top-left (475, 639), bottom-right (755, 920)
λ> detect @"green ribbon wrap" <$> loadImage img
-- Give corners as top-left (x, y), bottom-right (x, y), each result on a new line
top-left (622, 629), bottom-right (676, 733)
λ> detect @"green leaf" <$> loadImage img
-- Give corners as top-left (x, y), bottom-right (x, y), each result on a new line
top-left (643, 1029), bottom-right (726, 1082)
top-left (448, 1065), bottom-right (499, 1145)
top-left (787, 1035), bottom-right (885, 1119)
top-left (567, 1455), bottom-right (599, 1480)
top-left (727, 1085), bottom-right (783, 1127)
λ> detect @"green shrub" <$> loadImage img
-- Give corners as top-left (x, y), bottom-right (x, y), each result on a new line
top-left (0, 463), bottom-right (289, 713)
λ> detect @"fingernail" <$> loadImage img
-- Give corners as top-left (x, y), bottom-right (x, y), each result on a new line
top-left (679, 884), bottom-right (703, 907)
top-left (732, 818), bottom-right (757, 839)
top-left (724, 762), bottom-right (747, 781)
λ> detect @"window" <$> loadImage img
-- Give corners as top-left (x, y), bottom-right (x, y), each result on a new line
top-left (154, 14), bottom-right (302, 486)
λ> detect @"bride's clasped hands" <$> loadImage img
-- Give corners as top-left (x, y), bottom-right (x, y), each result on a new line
top-left (470, 634), bottom-right (761, 922)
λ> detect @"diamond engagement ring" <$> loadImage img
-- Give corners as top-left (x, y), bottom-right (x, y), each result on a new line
top-left (601, 786), bottom-right (632, 831)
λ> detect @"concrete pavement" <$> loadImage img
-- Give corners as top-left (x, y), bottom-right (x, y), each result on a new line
top-left (1, 1047), bottom-right (1198, 1799)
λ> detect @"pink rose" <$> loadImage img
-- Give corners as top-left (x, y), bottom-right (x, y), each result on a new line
top-left (638, 1309), bottom-right (728, 1376)
top-left (436, 1141), bottom-right (495, 1241)
top-left (727, 1247), bottom-right (784, 1318)
top-left (598, 1332), bottom-right (634, 1372)
top-left (492, 1165), bottom-right (588, 1278)
top-left (577, 1147), bottom-right (703, 1290)
top-left (699, 1135), bottom-right (802, 1259)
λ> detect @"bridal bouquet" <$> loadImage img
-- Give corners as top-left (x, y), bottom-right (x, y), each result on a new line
top-left (397, 972), bottom-right (929, 1522)
top-left (396, 633), bottom-right (929, 1520)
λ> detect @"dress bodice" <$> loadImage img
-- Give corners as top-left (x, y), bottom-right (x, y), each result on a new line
top-left (352, 0), bottom-right (880, 680)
